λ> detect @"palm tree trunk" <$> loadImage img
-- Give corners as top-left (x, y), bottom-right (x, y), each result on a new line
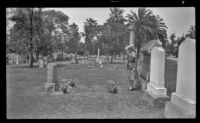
top-left (122, 54), bottom-right (124, 62)
top-left (135, 47), bottom-right (140, 70)
top-left (29, 8), bottom-right (34, 68)
top-left (106, 44), bottom-right (109, 62)
top-left (35, 51), bottom-right (39, 62)
top-left (133, 47), bottom-right (141, 89)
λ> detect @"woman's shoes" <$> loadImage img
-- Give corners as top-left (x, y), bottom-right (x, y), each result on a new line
top-left (129, 87), bottom-right (134, 91)
top-left (129, 87), bottom-right (137, 91)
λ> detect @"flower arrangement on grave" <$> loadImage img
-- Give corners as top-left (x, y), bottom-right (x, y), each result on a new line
top-left (107, 80), bottom-right (119, 94)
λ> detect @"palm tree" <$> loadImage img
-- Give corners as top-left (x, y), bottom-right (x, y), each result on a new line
top-left (83, 18), bottom-right (99, 56)
top-left (108, 7), bottom-right (125, 24)
top-left (154, 15), bottom-right (168, 49)
top-left (188, 25), bottom-right (195, 39)
top-left (126, 7), bottom-right (168, 70)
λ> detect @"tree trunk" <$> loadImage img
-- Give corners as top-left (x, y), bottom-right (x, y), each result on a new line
top-left (110, 54), bottom-right (113, 64)
top-left (162, 40), bottom-right (166, 50)
top-left (133, 47), bottom-right (141, 89)
top-left (87, 50), bottom-right (90, 60)
top-left (134, 50), bottom-right (139, 70)
top-left (29, 52), bottom-right (34, 67)
top-left (122, 54), bottom-right (125, 62)
top-left (114, 53), bottom-right (116, 59)
top-left (36, 51), bottom-right (39, 62)
top-left (62, 50), bottom-right (64, 61)
top-left (106, 45), bottom-right (109, 62)
top-left (29, 9), bottom-right (34, 68)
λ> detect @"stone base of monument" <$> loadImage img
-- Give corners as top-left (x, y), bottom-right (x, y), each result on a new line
top-left (140, 70), bottom-right (150, 81)
top-left (139, 69), bottom-right (149, 91)
top-left (88, 65), bottom-right (96, 68)
top-left (50, 91), bottom-right (63, 95)
top-left (147, 83), bottom-right (167, 96)
top-left (44, 82), bottom-right (59, 91)
top-left (143, 90), bottom-right (170, 108)
top-left (70, 61), bottom-right (76, 64)
top-left (164, 93), bottom-right (196, 118)
top-left (44, 83), bottom-right (55, 91)
top-left (88, 62), bottom-right (96, 68)
top-left (139, 77), bottom-right (149, 91)
top-left (142, 84), bottom-right (170, 108)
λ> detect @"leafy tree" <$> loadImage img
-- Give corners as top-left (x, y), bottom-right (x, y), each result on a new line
top-left (170, 32), bottom-right (176, 45)
top-left (168, 32), bottom-right (176, 56)
top-left (175, 34), bottom-right (186, 57)
top-left (103, 7), bottom-right (128, 63)
top-left (9, 8), bottom-right (43, 67)
top-left (66, 23), bottom-right (81, 53)
top-left (186, 25), bottom-right (195, 39)
top-left (79, 42), bottom-right (87, 52)
top-left (9, 8), bottom-right (70, 66)
top-left (41, 10), bottom-right (70, 60)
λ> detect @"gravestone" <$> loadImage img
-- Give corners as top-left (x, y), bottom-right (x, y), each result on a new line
top-left (16, 54), bottom-right (19, 64)
top-left (39, 59), bottom-right (44, 68)
top-left (10, 53), bottom-right (16, 64)
top-left (45, 63), bottom-right (59, 91)
top-left (140, 40), bottom-right (162, 81)
top-left (165, 39), bottom-right (196, 118)
top-left (99, 59), bottom-right (103, 68)
top-left (140, 40), bottom-right (162, 91)
top-left (146, 47), bottom-right (167, 96)
top-left (44, 57), bottom-right (48, 67)
top-left (96, 48), bottom-right (100, 63)
top-left (75, 55), bottom-right (78, 64)
top-left (143, 47), bottom-right (169, 107)
top-left (71, 54), bottom-right (78, 64)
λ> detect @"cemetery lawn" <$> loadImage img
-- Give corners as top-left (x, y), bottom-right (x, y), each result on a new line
top-left (6, 57), bottom-right (177, 119)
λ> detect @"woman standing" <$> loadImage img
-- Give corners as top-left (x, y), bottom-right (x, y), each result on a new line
top-left (126, 44), bottom-right (136, 91)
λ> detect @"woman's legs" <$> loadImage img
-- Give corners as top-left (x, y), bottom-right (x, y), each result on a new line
top-left (129, 80), bottom-right (134, 90)
top-left (128, 69), bottom-right (134, 90)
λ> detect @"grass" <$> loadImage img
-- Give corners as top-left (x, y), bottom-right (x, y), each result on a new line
top-left (6, 57), bottom-right (177, 119)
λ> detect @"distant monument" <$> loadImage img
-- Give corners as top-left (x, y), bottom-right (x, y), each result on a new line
top-left (16, 54), bottom-right (19, 64)
top-left (44, 63), bottom-right (59, 91)
top-left (129, 25), bottom-right (135, 46)
top-left (96, 48), bottom-right (100, 63)
top-left (39, 56), bottom-right (44, 68)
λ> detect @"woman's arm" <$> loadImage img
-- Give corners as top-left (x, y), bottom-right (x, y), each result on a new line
top-left (126, 54), bottom-right (129, 69)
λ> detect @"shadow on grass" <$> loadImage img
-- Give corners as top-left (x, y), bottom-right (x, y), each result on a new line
top-left (7, 64), bottom-right (39, 68)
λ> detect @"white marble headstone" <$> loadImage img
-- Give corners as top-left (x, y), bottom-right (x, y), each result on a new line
top-left (147, 47), bottom-right (167, 96)
top-left (39, 59), bottom-right (44, 68)
top-left (165, 39), bottom-right (196, 118)
top-left (16, 55), bottom-right (19, 64)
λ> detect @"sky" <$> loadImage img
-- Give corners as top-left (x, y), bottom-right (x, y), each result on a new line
top-left (45, 7), bottom-right (195, 42)
top-left (7, 7), bottom-right (195, 42)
